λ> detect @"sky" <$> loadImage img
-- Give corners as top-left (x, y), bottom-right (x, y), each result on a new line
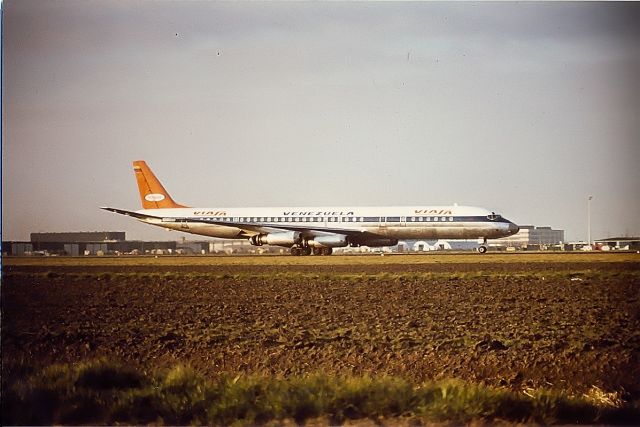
top-left (3, 1), bottom-right (639, 242)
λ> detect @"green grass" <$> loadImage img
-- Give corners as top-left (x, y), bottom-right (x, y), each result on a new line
top-left (3, 359), bottom-right (638, 425)
top-left (4, 252), bottom-right (639, 267)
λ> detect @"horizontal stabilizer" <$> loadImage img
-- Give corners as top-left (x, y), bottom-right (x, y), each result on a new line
top-left (100, 207), bottom-right (161, 220)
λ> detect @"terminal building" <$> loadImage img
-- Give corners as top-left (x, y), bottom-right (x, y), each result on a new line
top-left (488, 225), bottom-right (565, 250)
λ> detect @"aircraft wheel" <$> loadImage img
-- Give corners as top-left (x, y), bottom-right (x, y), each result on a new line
top-left (291, 247), bottom-right (301, 256)
top-left (478, 245), bottom-right (487, 254)
top-left (312, 247), bottom-right (322, 256)
top-left (302, 247), bottom-right (312, 256)
top-left (321, 247), bottom-right (333, 256)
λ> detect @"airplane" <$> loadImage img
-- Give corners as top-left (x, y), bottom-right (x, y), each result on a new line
top-left (102, 161), bottom-right (520, 255)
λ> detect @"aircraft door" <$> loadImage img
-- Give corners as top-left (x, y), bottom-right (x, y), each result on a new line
top-left (379, 217), bottom-right (387, 229)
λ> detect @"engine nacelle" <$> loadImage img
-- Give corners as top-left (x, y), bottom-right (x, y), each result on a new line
top-left (351, 238), bottom-right (398, 248)
top-left (307, 234), bottom-right (348, 248)
top-left (249, 231), bottom-right (302, 247)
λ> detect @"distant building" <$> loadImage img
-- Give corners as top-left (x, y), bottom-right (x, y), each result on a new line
top-left (594, 237), bottom-right (640, 251)
top-left (3, 232), bottom-right (177, 256)
top-left (30, 231), bottom-right (126, 242)
top-left (489, 225), bottom-right (564, 249)
top-left (5, 242), bottom-right (33, 256)
top-left (411, 240), bottom-right (453, 251)
top-left (176, 239), bottom-right (254, 255)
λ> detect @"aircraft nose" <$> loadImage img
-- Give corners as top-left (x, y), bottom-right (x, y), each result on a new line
top-left (508, 222), bottom-right (520, 235)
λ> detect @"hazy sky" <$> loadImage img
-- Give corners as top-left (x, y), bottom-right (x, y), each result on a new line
top-left (3, 1), bottom-right (639, 242)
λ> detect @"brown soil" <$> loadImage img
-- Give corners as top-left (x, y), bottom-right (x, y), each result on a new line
top-left (3, 259), bottom-right (639, 395)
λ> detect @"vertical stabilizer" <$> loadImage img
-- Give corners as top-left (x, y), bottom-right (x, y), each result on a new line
top-left (132, 160), bottom-right (188, 209)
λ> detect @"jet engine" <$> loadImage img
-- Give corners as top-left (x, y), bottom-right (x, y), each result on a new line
top-left (307, 234), bottom-right (348, 248)
top-left (249, 231), bottom-right (302, 247)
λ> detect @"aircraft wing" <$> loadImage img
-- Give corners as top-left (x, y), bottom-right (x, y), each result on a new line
top-left (189, 217), bottom-right (385, 240)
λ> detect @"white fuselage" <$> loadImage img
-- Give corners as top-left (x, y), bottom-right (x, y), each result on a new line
top-left (136, 205), bottom-right (519, 242)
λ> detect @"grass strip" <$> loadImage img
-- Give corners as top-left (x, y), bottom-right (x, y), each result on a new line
top-left (4, 252), bottom-right (639, 267)
top-left (3, 359), bottom-right (638, 425)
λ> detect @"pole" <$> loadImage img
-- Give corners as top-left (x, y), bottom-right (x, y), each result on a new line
top-left (587, 195), bottom-right (593, 247)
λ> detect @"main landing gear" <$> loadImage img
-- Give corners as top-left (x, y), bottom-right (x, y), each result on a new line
top-left (290, 246), bottom-right (332, 256)
top-left (477, 238), bottom-right (488, 254)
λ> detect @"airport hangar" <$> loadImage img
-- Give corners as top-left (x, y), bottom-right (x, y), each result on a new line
top-left (4, 232), bottom-right (177, 256)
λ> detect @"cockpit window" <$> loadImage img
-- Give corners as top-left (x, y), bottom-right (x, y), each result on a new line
top-left (487, 212), bottom-right (502, 221)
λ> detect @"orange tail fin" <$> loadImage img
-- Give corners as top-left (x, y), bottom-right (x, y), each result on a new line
top-left (132, 160), bottom-right (188, 209)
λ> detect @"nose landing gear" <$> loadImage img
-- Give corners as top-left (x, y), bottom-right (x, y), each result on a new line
top-left (477, 238), bottom-right (488, 254)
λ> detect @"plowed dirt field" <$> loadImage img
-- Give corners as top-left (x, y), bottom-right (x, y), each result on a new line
top-left (3, 253), bottom-right (640, 396)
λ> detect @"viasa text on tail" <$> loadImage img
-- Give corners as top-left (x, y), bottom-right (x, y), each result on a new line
top-left (101, 161), bottom-right (519, 255)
